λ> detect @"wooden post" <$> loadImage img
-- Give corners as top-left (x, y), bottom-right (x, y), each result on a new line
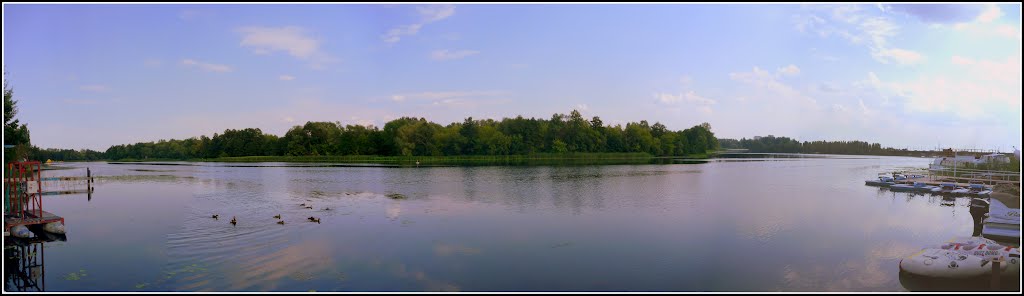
top-left (990, 256), bottom-right (1003, 291)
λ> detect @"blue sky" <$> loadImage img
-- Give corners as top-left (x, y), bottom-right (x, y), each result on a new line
top-left (2, 3), bottom-right (1021, 152)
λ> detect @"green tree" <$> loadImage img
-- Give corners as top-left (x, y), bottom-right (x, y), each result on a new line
top-left (4, 73), bottom-right (30, 147)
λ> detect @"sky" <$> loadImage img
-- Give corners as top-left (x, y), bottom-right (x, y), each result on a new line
top-left (2, 3), bottom-right (1021, 152)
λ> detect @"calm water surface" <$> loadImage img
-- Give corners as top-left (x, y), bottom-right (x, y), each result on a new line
top-left (5, 155), bottom-right (1020, 291)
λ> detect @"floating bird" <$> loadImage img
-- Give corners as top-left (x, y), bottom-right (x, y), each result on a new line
top-left (277, 220), bottom-right (285, 225)
top-left (212, 214), bottom-right (219, 219)
top-left (300, 203), bottom-right (306, 206)
top-left (324, 207), bottom-right (331, 211)
top-left (307, 216), bottom-right (316, 221)
top-left (273, 214), bottom-right (281, 219)
top-left (305, 206), bottom-right (313, 209)
top-left (230, 216), bottom-right (237, 226)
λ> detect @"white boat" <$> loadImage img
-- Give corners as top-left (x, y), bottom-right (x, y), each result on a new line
top-left (43, 221), bottom-right (66, 234)
top-left (865, 176), bottom-right (896, 187)
top-left (968, 184), bottom-right (993, 196)
top-left (900, 236), bottom-right (1020, 278)
top-left (951, 187), bottom-right (971, 195)
top-left (930, 183), bottom-right (958, 195)
top-left (982, 198), bottom-right (1021, 241)
top-left (10, 225), bottom-right (33, 238)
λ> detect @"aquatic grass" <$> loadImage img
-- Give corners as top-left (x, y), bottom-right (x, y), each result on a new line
top-left (386, 193), bottom-right (407, 200)
top-left (64, 269), bottom-right (88, 281)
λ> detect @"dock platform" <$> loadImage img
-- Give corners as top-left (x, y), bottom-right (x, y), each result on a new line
top-left (4, 210), bottom-right (64, 235)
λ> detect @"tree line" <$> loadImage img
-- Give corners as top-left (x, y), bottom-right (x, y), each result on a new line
top-left (101, 110), bottom-right (720, 160)
top-left (717, 135), bottom-right (939, 156)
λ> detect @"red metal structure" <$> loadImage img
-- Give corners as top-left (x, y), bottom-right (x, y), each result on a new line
top-left (4, 161), bottom-right (63, 235)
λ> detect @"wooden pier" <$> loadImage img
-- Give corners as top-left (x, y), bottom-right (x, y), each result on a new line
top-left (4, 210), bottom-right (64, 233)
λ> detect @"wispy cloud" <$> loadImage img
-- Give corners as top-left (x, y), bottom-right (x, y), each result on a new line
top-left (654, 91), bottom-right (716, 105)
top-left (794, 5), bottom-right (926, 65)
top-left (430, 49), bottom-right (480, 61)
top-left (390, 90), bottom-right (504, 102)
top-left (874, 48), bottom-right (925, 65)
top-left (776, 64), bottom-right (801, 76)
top-left (871, 55), bottom-right (1021, 119)
top-left (181, 59), bottom-right (233, 73)
top-left (382, 4), bottom-right (456, 44)
top-left (79, 85), bottom-right (108, 92)
top-left (279, 75), bottom-right (295, 81)
top-left (888, 4), bottom-right (987, 24)
top-left (237, 26), bottom-right (338, 68)
top-left (729, 66), bottom-right (817, 105)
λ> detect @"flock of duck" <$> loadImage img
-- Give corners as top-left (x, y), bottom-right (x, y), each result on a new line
top-left (210, 202), bottom-right (329, 226)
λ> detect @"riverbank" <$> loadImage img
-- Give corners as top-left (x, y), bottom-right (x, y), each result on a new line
top-left (105, 152), bottom-right (716, 166)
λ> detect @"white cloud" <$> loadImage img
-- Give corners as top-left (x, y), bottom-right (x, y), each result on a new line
top-left (80, 85), bottom-right (108, 92)
top-left (729, 66), bottom-right (817, 105)
top-left (390, 90), bottom-right (505, 105)
top-left (976, 4), bottom-right (1002, 23)
top-left (238, 26), bottom-right (319, 58)
top-left (873, 48), bottom-right (925, 65)
top-left (653, 91), bottom-right (716, 105)
top-left (796, 5), bottom-right (927, 65)
top-left (575, 104), bottom-right (589, 111)
top-left (382, 24), bottom-right (423, 43)
top-left (181, 59), bottom-right (233, 73)
top-left (237, 26), bottom-right (337, 68)
top-left (777, 64), bottom-right (801, 76)
top-left (417, 4), bottom-right (456, 23)
top-left (430, 49), bottom-right (480, 61)
top-left (877, 55), bottom-right (1021, 119)
top-left (994, 25), bottom-right (1021, 40)
top-left (279, 75), bottom-right (295, 81)
top-left (382, 5), bottom-right (456, 43)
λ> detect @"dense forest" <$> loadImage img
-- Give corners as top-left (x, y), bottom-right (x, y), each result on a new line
top-left (717, 135), bottom-right (939, 156)
top-left (97, 110), bottom-right (719, 160)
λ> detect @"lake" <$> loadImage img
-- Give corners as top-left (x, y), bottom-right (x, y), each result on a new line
top-left (5, 154), bottom-right (1020, 292)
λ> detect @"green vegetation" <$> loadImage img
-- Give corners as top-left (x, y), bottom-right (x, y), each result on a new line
top-left (102, 110), bottom-right (720, 161)
top-left (4, 73), bottom-right (32, 162)
top-left (718, 135), bottom-right (942, 157)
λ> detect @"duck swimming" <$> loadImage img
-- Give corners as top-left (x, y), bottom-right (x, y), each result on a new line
top-left (277, 220), bottom-right (285, 225)
top-left (230, 216), bottom-right (237, 226)
top-left (212, 214), bottom-right (219, 219)
top-left (273, 214), bottom-right (281, 219)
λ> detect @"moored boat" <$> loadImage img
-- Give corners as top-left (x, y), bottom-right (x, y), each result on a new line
top-left (900, 236), bottom-right (1020, 278)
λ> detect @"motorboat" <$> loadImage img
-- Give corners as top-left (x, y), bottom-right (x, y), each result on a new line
top-left (982, 198), bottom-right (1021, 241)
top-left (865, 176), bottom-right (896, 187)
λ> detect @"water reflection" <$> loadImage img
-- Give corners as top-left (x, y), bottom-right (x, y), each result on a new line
top-left (4, 233), bottom-right (66, 292)
top-left (26, 157), bottom-right (1021, 292)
